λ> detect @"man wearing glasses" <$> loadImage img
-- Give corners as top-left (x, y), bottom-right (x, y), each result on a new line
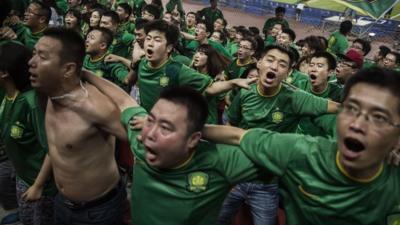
top-left (334, 49), bottom-right (363, 86)
top-left (1, 2), bottom-right (50, 50)
top-left (203, 67), bottom-right (400, 225)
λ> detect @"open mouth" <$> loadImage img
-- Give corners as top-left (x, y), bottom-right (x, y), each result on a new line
top-left (145, 146), bottom-right (158, 162)
top-left (146, 49), bottom-right (154, 56)
top-left (310, 74), bottom-right (317, 80)
top-left (266, 72), bottom-right (276, 79)
top-left (344, 137), bottom-right (365, 153)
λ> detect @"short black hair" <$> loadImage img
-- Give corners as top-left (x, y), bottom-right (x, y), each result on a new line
top-left (339, 20), bottom-right (353, 35)
top-left (102, 10), bottom-right (120, 24)
top-left (240, 63), bottom-right (258, 78)
top-left (378, 45), bottom-right (391, 58)
top-left (32, 1), bottom-right (51, 23)
top-left (261, 44), bottom-right (296, 67)
top-left (343, 68), bottom-right (400, 113)
top-left (43, 27), bottom-right (85, 74)
top-left (353, 38), bottom-right (371, 56)
top-left (144, 19), bottom-right (179, 47)
top-left (135, 18), bottom-right (149, 30)
top-left (117, 3), bottom-right (132, 16)
top-left (213, 30), bottom-right (227, 46)
top-left (310, 51), bottom-right (337, 70)
top-left (159, 86), bottom-right (208, 134)
top-left (0, 42), bottom-right (32, 92)
top-left (89, 27), bottom-right (114, 48)
top-left (304, 35), bottom-right (325, 53)
top-left (197, 19), bottom-right (210, 32)
top-left (275, 6), bottom-right (286, 14)
top-left (281, 28), bottom-right (296, 41)
top-left (241, 36), bottom-right (258, 51)
top-left (143, 4), bottom-right (162, 19)
top-left (248, 26), bottom-right (260, 35)
top-left (66, 9), bottom-right (82, 26)
top-left (236, 27), bottom-right (251, 38)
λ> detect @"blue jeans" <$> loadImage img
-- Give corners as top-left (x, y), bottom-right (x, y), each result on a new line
top-left (217, 183), bottom-right (279, 225)
top-left (54, 179), bottom-right (127, 225)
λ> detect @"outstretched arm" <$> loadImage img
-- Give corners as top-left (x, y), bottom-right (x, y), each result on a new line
top-left (205, 78), bottom-right (257, 96)
top-left (202, 124), bottom-right (246, 146)
top-left (327, 100), bottom-right (340, 113)
top-left (82, 69), bottom-right (138, 112)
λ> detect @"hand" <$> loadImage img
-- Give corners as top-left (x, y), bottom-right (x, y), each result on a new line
top-left (3, 15), bottom-right (20, 26)
top-left (132, 41), bottom-right (145, 63)
top-left (387, 143), bottom-right (400, 166)
top-left (0, 27), bottom-right (17, 40)
top-left (231, 77), bottom-right (257, 89)
top-left (129, 116), bottom-right (147, 130)
top-left (214, 73), bottom-right (226, 82)
top-left (104, 54), bottom-right (122, 63)
top-left (22, 185), bottom-right (43, 201)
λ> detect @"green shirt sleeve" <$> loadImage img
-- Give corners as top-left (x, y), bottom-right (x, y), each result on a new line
top-left (178, 65), bottom-right (213, 93)
top-left (292, 90), bottom-right (329, 116)
top-left (226, 91), bottom-right (242, 126)
top-left (108, 62), bottom-right (129, 84)
top-left (28, 101), bottom-right (48, 151)
top-left (239, 128), bottom-right (313, 176)
top-left (121, 107), bottom-right (148, 154)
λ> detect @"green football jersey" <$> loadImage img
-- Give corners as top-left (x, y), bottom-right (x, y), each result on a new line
top-left (240, 128), bottom-right (400, 225)
top-left (296, 80), bottom-right (342, 136)
top-left (227, 83), bottom-right (329, 132)
top-left (225, 58), bottom-right (255, 80)
top-left (197, 7), bottom-right (224, 32)
top-left (262, 17), bottom-right (289, 35)
top-left (185, 40), bottom-right (232, 60)
top-left (285, 70), bottom-right (308, 88)
top-left (109, 31), bottom-right (135, 59)
top-left (137, 58), bottom-right (213, 112)
top-left (264, 35), bottom-right (276, 47)
top-left (122, 107), bottom-right (265, 225)
top-left (327, 30), bottom-right (348, 56)
top-left (132, 0), bottom-right (146, 16)
top-left (11, 23), bottom-right (46, 50)
top-left (83, 54), bottom-right (129, 90)
top-left (165, 0), bottom-right (184, 15)
top-left (0, 90), bottom-right (57, 196)
top-left (118, 21), bottom-right (135, 35)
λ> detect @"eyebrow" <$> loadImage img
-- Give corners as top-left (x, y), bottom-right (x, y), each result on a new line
top-left (347, 98), bottom-right (393, 116)
top-left (148, 113), bottom-right (175, 128)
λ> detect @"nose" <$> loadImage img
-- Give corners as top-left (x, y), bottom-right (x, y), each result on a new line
top-left (28, 55), bottom-right (36, 67)
top-left (349, 113), bottom-right (367, 133)
top-left (146, 124), bottom-right (158, 141)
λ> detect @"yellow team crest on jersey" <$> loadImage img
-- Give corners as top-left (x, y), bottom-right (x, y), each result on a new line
top-left (387, 213), bottom-right (400, 225)
top-left (272, 110), bottom-right (283, 124)
top-left (187, 172), bottom-right (209, 193)
top-left (159, 76), bottom-right (170, 87)
top-left (95, 70), bottom-right (104, 77)
top-left (286, 76), bottom-right (293, 84)
top-left (10, 122), bottom-right (24, 139)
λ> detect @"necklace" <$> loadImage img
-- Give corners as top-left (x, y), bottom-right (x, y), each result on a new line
top-left (50, 80), bottom-right (88, 100)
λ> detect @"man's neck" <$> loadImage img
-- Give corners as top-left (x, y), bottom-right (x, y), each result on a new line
top-left (49, 77), bottom-right (83, 102)
top-left (90, 51), bottom-right (107, 62)
top-left (199, 38), bottom-right (208, 45)
top-left (30, 24), bottom-right (47, 34)
top-left (149, 56), bottom-right (169, 68)
top-left (337, 152), bottom-right (383, 182)
top-left (257, 82), bottom-right (281, 97)
top-left (311, 82), bottom-right (328, 94)
top-left (238, 57), bottom-right (252, 65)
top-left (3, 81), bottom-right (18, 98)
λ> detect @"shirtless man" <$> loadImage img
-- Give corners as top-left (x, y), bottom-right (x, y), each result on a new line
top-left (28, 27), bottom-right (127, 225)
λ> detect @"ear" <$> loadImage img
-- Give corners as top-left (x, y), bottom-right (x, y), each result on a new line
top-left (186, 131), bottom-right (202, 149)
top-left (62, 62), bottom-right (78, 78)
top-left (39, 16), bottom-right (46, 24)
top-left (166, 44), bottom-right (173, 54)
top-left (100, 42), bottom-right (108, 51)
